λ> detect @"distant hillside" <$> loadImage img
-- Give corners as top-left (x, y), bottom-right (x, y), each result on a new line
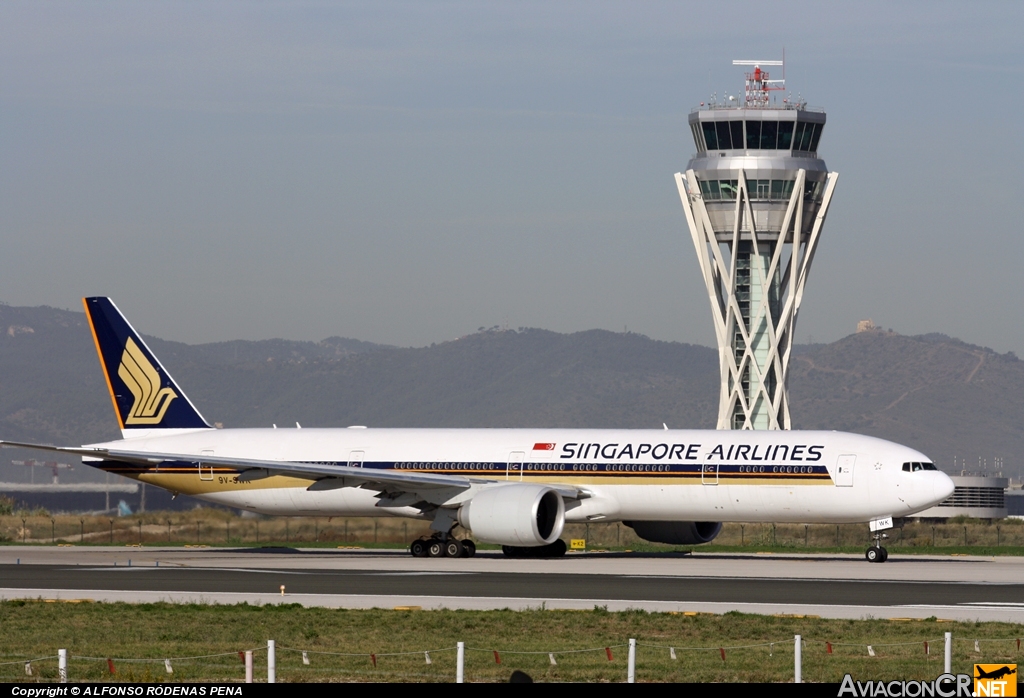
top-left (0, 303), bottom-right (1020, 483)
top-left (788, 329), bottom-right (1023, 471)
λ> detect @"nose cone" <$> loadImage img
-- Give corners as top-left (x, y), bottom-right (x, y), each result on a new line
top-left (934, 472), bottom-right (955, 504)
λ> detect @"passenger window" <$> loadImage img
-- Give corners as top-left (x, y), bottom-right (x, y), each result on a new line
top-left (777, 121), bottom-right (794, 149)
top-left (760, 121), bottom-right (778, 150)
top-left (745, 120), bottom-right (761, 149)
top-left (716, 121), bottom-right (733, 149)
top-left (702, 122), bottom-right (718, 151)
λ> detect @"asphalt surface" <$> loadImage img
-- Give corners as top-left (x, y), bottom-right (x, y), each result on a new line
top-left (1, 563), bottom-right (1024, 606)
top-left (2, 547), bottom-right (1023, 620)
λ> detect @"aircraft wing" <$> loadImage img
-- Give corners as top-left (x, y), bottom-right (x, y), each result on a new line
top-left (0, 440), bottom-right (584, 499)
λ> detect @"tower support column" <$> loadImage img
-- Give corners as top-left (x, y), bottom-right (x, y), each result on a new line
top-left (676, 168), bottom-right (838, 430)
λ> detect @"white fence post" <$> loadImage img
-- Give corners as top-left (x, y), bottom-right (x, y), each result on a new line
top-left (944, 632), bottom-right (952, 674)
top-left (456, 641), bottom-right (465, 683)
top-left (58, 649), bottom-right (67, 683)
top-left (268, 640), bottom-right (276, 683)
top-left (627, 638), bottom-right (636, 683)
top-left (794, 635), bottom-right (802, 683)
top-left (245, 651), bottom-right (253, 683)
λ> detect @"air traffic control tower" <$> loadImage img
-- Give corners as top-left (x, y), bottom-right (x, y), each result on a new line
top-left (675, 60), bottom-right (838, 430)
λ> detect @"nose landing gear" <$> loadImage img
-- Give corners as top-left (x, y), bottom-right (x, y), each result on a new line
top-left (865, 532), bottom-right (889, 563)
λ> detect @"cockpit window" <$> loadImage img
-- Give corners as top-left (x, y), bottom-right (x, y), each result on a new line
top-left (902, 461), bottom-right (937, 472)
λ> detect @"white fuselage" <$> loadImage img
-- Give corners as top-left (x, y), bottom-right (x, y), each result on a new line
top-left (91, 427), bottom-right (954, 525)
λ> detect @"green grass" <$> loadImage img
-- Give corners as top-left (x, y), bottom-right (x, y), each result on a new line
top-left (0, 603), bottom-right (1021, 683)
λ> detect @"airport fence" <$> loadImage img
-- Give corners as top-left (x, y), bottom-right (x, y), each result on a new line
top-left (3, 512), bottom-right (1024, 551)
top-left (4, 633), bottom-right (1021, 683)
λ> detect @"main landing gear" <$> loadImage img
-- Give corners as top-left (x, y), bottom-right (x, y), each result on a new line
top-left (409, 536), bottom-right (476, 558)
top-left (865, 532), bottom-right (889, 563)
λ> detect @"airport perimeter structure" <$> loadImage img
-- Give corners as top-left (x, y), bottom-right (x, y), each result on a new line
top-left (676, 60), bottom-right (838, 430)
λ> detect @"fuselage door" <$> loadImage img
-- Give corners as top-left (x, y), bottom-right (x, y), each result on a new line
top-left (507, 451), bottom-right (525, 481)
top-left (348, 450), bottom-right (364, 468)
top-left (701, 458), bottom-right (719, 485)
top-left (835, 454), bottom-right (856, 487)
top-left (199, 449), bottom-right (214, 481)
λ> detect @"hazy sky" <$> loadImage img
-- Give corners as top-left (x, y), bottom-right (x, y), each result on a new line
top-left (2, 2), bottom-right (1022, 354)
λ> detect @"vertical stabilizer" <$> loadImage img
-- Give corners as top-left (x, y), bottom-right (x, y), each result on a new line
top-left (83, 297), bottom-right (212, 436)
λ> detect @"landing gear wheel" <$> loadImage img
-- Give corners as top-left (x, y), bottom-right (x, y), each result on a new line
top-left (444, 539), bottom-right (464, 558)
top-left (865, 545), bottom-right (888, 563)
top-left (501, 545), bottom-right (520, 558)
top-left (428, 538), bottom-right (445, 557)
top-left (461, 540), bottom-right (476, 558)
top-left (410, 539), bottom-right (428, 558)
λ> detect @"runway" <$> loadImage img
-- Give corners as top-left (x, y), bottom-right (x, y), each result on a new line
top-left (2, 547), bottom-right (1023, 622)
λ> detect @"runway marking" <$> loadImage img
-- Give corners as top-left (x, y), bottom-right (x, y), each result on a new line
top-left (65, 567), bottom-right (314, 575)
top-left (620, 575), bottom-right (1022, 586)
top-left (365, 572), bottom-right (477, 577)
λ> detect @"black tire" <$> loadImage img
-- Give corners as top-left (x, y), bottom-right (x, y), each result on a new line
top-left (865, 546), bottom-right (880, 563)
top-left (410, 539), bottom-right (428, 558)
top-left (461, 540), bottom-right (476, 558)
top-left (549, 539), bottom-right (567, 557)
top-left (879, 547), bottom-right (889, 562)
top-left (501, 545), bottom-right (519, 558)
top-left (445, 539), bottom-right (463, 558)
top-left (428, 539), bottom-right (445, 557)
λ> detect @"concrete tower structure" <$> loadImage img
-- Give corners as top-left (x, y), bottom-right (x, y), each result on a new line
top-left (675, 61), bottom-right (838, 430)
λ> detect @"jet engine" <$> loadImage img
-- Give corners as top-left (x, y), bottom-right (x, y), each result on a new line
top-left (624, 521), bottom-right (722, 545)
top-left (458, 484), bottom-right (565, 546)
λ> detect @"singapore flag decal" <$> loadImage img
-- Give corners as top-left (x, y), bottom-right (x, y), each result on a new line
top-left (533, 443), bottom-right (556, 451)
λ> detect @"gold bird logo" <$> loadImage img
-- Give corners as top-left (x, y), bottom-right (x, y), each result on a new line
top-left (118, 337), bottom-right (177, 425)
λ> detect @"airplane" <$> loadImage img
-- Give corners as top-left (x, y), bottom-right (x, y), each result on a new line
top-left (975, 666), bottom-right (1016, 681)
top-left (0, 297), bottom-right (955, 562)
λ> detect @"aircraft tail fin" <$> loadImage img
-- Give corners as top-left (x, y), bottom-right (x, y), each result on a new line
top-left (83, 297), bottom-right (212, 436)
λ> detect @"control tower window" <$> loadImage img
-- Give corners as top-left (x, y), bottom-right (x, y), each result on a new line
top-left (777, 121), bottom-right (794, 150)
top-left (797, 122), bottom-right (814, 151)
top-left (702, 122), bottom-right (719, 151)
top-left (730, 122), bottom-right (744, 150)
top-left (808, 123), bottom-right (823, 152)
top-left (715, 121), bottom-right (733, 149)
top-left (719, 180), bottom-right (739, 200)
top-left (760, 121), bottom-right (778, 150)
top-left (691, 123), bottom-right (705, 153)
top-left (804, 180), bottom-right (824, 201)
top-left (748, 179), bottom-right (770, 199)
top-left (745, 120), bottom-right (761, 149)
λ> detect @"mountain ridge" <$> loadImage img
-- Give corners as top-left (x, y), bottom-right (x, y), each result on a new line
top-left (1, 303), bottom-right (1019, 482)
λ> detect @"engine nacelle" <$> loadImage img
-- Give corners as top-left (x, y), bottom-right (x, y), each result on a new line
top-left (458, 484), bottom-right (565, 546)
top-left (624, 521), bottom-right (722, 546)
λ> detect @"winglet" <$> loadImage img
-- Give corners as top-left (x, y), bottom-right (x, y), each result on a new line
top-left (83, 297), bottom-right (211, 434)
